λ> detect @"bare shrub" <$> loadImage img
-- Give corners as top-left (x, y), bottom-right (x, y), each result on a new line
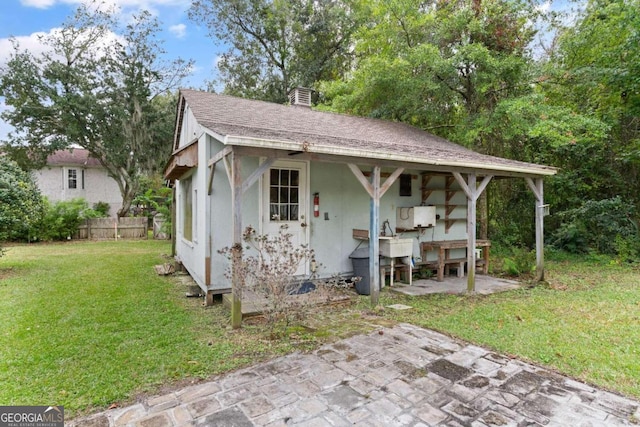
top-left (219, 224), bottom-right (316, 334)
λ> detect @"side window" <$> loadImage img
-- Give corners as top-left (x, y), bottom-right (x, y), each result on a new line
top-left (68, 169), bottom-right (77, 189)
top-left (182, 178), bottom-right (193, 241)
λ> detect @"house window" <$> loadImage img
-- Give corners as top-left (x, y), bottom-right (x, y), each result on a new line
top-left (68, 169), bottom-right (77, 189)
top-left (193, 189), bottom-right (198, 243)
top-left (269, 168), bottom-right (299, 221)
top-left (400, 174), bottom-right (412, 197)
top-left (182, 178), bottom-right (193, 241)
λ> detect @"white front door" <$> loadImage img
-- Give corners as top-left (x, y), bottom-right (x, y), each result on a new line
top-left (262, 160), bottom-right (310, 276)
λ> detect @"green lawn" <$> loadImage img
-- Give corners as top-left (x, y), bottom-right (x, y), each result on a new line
top-left (2, 241), bottom-right (639, 417)
top-left (0, 240), bottom-right (369, 418)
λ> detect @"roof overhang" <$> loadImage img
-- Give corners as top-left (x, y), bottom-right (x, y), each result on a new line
top-left (222, 135), bottom-right (557, 178)
top-left (164, 138), bottom-right (198, 181)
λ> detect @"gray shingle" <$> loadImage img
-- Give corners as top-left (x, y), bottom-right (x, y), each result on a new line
top-left (179, 89), bottom-right (556, 177)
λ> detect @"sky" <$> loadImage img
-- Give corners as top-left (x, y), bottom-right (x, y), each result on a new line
top-left (0, 0), bottom-right (223, 140)
top-left (0, 0), bottom-right (574, 142)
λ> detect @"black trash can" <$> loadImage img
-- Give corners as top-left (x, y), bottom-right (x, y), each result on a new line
top-left (350, 247), bottom-right (375, 295)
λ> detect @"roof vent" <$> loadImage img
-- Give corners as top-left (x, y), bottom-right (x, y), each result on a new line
top-left (288, 87), bottom-right (312, 107)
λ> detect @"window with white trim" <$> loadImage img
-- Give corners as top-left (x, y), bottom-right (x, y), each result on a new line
top-left (181, 177), bottom-right (193, 241)
top-left (269, 168), bottom-right (299, 221)
top-left (68, 169), bottom-right (77, 189)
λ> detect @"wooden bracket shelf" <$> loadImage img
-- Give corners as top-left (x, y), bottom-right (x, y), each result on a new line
top-left (444, 219), bottom-right (464, 233)
top-left (421, 173), bottom-right (465, 234)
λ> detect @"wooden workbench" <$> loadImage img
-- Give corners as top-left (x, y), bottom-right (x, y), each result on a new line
top-left (420, 240), bottom-right (491, 282)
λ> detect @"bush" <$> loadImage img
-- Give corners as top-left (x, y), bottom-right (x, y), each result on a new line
top-left (219, 224), bottom-right (316, 334)
top-left (0, 157), bottom-right (46, 246)
top-left (93, 201), bottom-right (110, 217)
top-left (494, 245), bottom-right (536, 277)
top-left (39, 198), bottom-right (106, 240)
top-left (551, 197), bottom-right (639, 256)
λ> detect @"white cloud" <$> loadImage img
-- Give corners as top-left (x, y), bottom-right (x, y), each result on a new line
top-left (536, 1), bottom-right (552, 14)
top-left (0, 98), bottom-right (14, 142)
top-left (20, 0), bottom-right (190, 11)
top-left (20, 0), bottom-right (57, 8)
top-left (0, 27), bottom-right (124, 67)
top-left (169, 23), bottom-right (186, 39)
top-left (0, 30), bottom-right (58, 65)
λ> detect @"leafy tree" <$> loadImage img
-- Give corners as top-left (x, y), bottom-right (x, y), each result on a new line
top-left (543, 0), bottom-right (640, 204)
top-left (0, 156), bottom-right (46, 248)
top-left (320, 0), bottom-right (544, 239)
top-left (189, 0), bottom-right (358, 102)
top-left (320, 0), bottom-right (541, 133)
top-left (0, 3), bottom-right (190, 217)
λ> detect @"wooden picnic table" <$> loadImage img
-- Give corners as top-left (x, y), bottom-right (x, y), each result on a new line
top-left (420, 240), bottom-right (491, 282)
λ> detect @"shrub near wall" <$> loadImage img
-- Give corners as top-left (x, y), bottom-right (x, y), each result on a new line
top-left (38, 198), bottom-right (103, 241)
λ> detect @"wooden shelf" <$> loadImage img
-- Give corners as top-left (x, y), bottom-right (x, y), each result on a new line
top-left (444, 219), bottom-right (464, 233)
top-left (421, 173), bottom-right (465, 234)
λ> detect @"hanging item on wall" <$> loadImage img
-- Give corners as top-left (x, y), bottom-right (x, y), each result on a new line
top-left (313, 193), bottom-right (320, 217)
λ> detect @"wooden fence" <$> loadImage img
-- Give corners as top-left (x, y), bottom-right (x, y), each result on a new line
top-left (76, 217), bottom-right (148, 240)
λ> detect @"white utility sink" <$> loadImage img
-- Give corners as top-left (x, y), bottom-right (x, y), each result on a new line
top-left (379, 237), bottom-right (413, 258)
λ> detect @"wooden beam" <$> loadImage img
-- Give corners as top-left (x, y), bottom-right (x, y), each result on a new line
top-left (207, 145), bottom-right (233, 196)
top-left (242, 158), bottom-right (276, 195)
top-left (362, 171), bottom-right (417, 179)
top-left (476, 175), bottom-right (493, 197)
top-left (347, 163), bottom-right (374, 198)
top-left (223, 155), bottom-right (232, 184)
top-left (526, 177), bottom-right (545, 282)
top-left (379, 167), bottom-right (405, 198)
top-left (230, 150), bottom-right (243, 329)
top-left (207, 164), bottom-right (216, 195)
top-left (466, 173), bottom-right (477, 293)
top-left (232, 145), bottom-right (548, 179)
top-left (452, 172), bottom-right (472, 199)
top-left (525, 177), bottom-right (542, 201)
top-left (369, 166), bottom-right (381, 306)
top-left (207, 145), bottom-right (232, 167)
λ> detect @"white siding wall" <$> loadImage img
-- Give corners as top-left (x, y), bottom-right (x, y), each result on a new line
top-left (35, 166), bottom-right (122, 217)
top-left (174, 107), bottom-right (208, 290)
top-left (207, 139), bottom-right (261, 291)
top-left (205, 161), bottom-right (469, 289)
top-left (307, 165), bottom-right (467, 276)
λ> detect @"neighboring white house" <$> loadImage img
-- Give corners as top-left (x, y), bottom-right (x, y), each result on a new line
top-left (35, 148), bottom-right (122, 217)
top-left (164, 88), bottom-right (556, 315)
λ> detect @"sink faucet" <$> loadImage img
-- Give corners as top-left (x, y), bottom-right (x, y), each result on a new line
top-left (382, 220), bottom-right (393, 237)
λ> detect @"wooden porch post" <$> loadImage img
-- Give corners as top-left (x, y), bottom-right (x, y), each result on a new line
top-left (466, 174), bottom-right (477, 293)
top-left (230, 150), bottom-right (243, 329)
top-left (526, 177), bottom-right (545, 282)
top-left (347, 164), bottom-right (404, 306)
top-left (369, 166), bottom-right (381, 306)
top-left (453, 172), bottom-right (493, 293)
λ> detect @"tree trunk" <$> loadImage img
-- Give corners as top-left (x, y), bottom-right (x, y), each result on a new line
top-left (478, 190), bottom-right (489, 240)
top-left (117, 186), bottom-right (136, 218)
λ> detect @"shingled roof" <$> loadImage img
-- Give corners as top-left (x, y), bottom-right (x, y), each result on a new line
top-left (46, 148), bottom-right (101, 167)
top-left (176, 89), bottom-right (556, 177)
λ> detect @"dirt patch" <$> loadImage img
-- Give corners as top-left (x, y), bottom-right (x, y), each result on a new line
top-left (0, 267), bottom-right (16, 281)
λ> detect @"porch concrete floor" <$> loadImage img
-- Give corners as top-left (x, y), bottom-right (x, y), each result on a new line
top-left (388, 274), bottom-right (521, 296)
